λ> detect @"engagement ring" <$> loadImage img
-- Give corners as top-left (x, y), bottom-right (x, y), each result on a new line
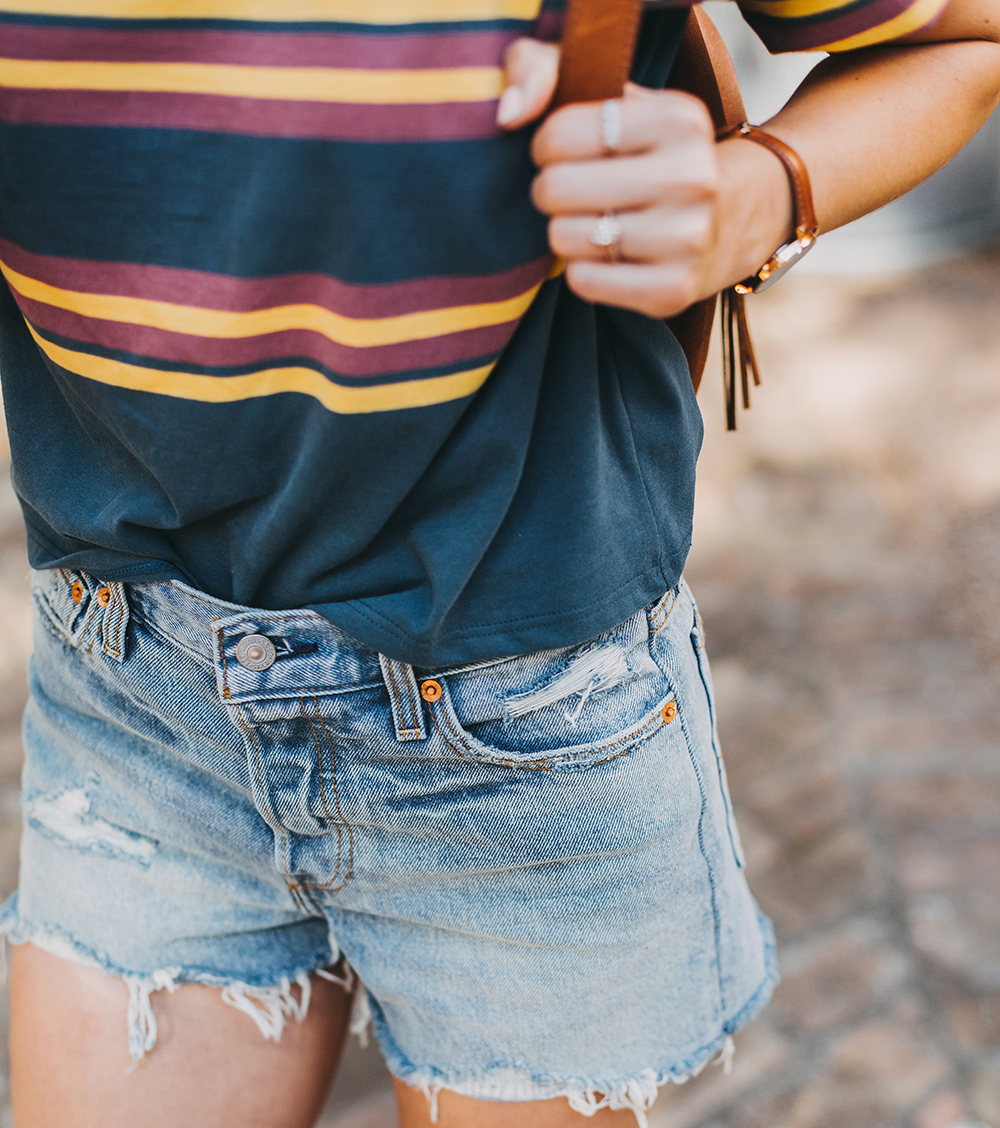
top-left (590, 212), bottom-right (623, 262)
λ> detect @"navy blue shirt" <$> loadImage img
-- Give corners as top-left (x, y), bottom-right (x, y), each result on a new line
top-left (0, 1), bottom-right (705, 665)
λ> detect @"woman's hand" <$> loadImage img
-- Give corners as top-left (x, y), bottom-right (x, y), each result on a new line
top-left (530, 86), bottom-right (723, 318)
top-left (497, 37), bottom-right (791, 319)
top-left (499, 0), bottom-right (1000, 321)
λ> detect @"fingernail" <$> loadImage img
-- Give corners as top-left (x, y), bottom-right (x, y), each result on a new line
top-left (497, 85), bottom-right (524, 126)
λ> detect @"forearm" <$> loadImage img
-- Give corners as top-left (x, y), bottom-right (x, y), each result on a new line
top-left (517, 0), bottom-right (1000, 318)
top-left (711, 35), bottom-right (1000, 294)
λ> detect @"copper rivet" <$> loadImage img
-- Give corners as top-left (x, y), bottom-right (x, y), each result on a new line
top-left (662, 701), bottom-right (678, 723)
top-left (420, 679), bottom-right (442, 703)
top-left (70, 581), bottom-right (84, 604)
top-left (96, 586), bottom-right (111, 608)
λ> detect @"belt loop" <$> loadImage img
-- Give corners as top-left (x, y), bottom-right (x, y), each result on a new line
top-left (76, 578), bottom-right (130, 661)
top-left (71, 575), bottom-right (126, 658)
top-left (99, 581), bottom-right (131, 662)
top-left (379, 655), bottom-right (427, 742)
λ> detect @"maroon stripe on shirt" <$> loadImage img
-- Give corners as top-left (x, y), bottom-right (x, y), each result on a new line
top-left (0, 23), bottom-right (517, 69)
top-left (0, 88), bottom-right (501, 142)
top-left (16, 292), bottom-right (519, 378)
top-left (743, 0), bottom-right (917, 50)
top-left (533, 10), bottom-right (564, 40)
top-left (0, 239), bottom-right (553, 318)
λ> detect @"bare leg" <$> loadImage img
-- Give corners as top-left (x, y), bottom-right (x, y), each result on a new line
top-left (10, 942), bottom-right (352, 1128)
top-left (393, 1077), bottom-right (640, 1127)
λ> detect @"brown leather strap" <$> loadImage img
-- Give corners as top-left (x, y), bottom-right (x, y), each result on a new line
top-left (668, 6), bottom-right (746, 132)
top-left (554, 1), bottom-right (743, 123)
top-left (552, 0), bottom-right (643, 108)
top-left (554, 0), bottom-right (759, 418)
top-left (665, 6), bottom-right (748, 392)
top-left (718, 122), bottom-right (819, 240)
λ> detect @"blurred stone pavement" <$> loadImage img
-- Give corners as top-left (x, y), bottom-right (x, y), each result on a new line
top-left (3, 252), bottom-right (1000, 1128)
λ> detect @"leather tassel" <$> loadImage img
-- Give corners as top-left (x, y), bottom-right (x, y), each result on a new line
top-left (721, 287), bottom-right (736, 431)
top-left (720, 287), bottom-right (760, 431)
top-left (735, 289), bottom-right (760, 411)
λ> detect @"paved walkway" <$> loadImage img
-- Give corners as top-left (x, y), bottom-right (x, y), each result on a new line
top-left (2, 252), bottom-right (1000, 1127)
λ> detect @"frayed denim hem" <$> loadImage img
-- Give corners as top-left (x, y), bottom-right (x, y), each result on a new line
top-left (380, 913), bottom-right (780, 1128)
top-left (396, 1047), bottom-right (735, 1128)
top-left (0, 893), bottom-right (354, 1067)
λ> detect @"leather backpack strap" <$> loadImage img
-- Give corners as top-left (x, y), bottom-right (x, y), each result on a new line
top-left (669, 6), bottom-right (746, 134)
top-left (554, 0), bottom-right (758, 422)
top-left (551, 0), bottom-right (643, 108)
top-left (664, 6), bottom-right (747, 394)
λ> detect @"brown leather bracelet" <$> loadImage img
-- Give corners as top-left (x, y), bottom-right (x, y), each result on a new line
top-left (717, 121), bottom-right (819, 293)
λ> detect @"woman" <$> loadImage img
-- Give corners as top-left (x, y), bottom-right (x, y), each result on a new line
top-left (0, 0), bottom-right (997, 1124)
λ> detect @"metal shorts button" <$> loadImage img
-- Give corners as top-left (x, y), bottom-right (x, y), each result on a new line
top-left (420, 679), bottom-right (442, 703)
top-left (70, 581), bottom-right (84, 604)
top-left (235, 634), bottom-right (276, 672)
top-left (96, 586), bottom-right (111, 608)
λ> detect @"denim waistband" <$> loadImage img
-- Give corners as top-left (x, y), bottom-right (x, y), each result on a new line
top-left (126, 579), bottom-right (388, 695)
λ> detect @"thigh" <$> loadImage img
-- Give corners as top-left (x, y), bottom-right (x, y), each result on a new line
top-left (10, 944), bottom-right (351, 1128)
top-left (6, 572), bottom-right (354, 1121)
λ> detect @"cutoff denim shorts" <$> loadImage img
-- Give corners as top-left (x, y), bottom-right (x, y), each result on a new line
top-left (2, 569), bottom-right (777, 1124)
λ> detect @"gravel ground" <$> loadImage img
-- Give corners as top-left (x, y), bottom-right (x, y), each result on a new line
top-left (2, 252), bottom-right (1000, 1127)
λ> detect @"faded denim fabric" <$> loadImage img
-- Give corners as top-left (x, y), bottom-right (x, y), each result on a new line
top-left (2, 570), bottom-right (776, 1125)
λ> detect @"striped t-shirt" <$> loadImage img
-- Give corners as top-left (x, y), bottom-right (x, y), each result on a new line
top-left (0, 0), bottom-right (947, 665)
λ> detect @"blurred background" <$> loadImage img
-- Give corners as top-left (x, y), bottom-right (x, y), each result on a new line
top-left (3, 9), bottom-right (1000, 1126)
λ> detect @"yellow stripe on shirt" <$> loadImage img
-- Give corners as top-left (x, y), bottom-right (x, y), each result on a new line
top-left (0, 58), bottom-right (504, 105)
top-left (738, 0), bottom-right (868, 20)
top-left (2, 262), bottom-right (542, 348)
top-left (740, 0), bottom-right (948, 47)
top-left (0, 0), bottom-right (540, 22)
top-left (27, 324), bottom-right (497, 413)
top-left (821, 0), bottom-right (948, 49)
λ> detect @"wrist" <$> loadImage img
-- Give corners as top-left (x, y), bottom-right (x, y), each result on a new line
top-left (709, 135), bottom-right (796, 294)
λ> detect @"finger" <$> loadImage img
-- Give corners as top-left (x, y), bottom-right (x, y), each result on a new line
top-left (549, 205), bottom-right (713, 265)
top-left (497, 38), bottom-right (560, 129)
top-left (532, 87), bottom-right (712, 165)
top-left (532, 146), bottom-right (718, 216)
top-left (563, 259), bottom-right (699, 319)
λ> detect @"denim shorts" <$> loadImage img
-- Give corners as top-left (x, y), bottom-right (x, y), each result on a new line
top-left (3, 569), bottom-right (776, 1124)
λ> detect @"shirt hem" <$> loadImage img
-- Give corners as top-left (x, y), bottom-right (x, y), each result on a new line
top-left (24, 535), bottom-right (190, 588)
top-left (24, 539), bottom-right (680, 667)
top-left (315, 560), bottom-right (674, 667)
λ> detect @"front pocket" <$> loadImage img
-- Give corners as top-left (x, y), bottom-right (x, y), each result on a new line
top-left (31, 568), bottom-right (93, 644)
top-left (424, 685), bottom-right (679, 771)
top-left (418, 608), bottom-right (681, 772)
top-left (32, 569), bottom-right (132, 663)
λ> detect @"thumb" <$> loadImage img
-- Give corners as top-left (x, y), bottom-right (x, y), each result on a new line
top-left (497, 37), bottom-right (560, 129)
